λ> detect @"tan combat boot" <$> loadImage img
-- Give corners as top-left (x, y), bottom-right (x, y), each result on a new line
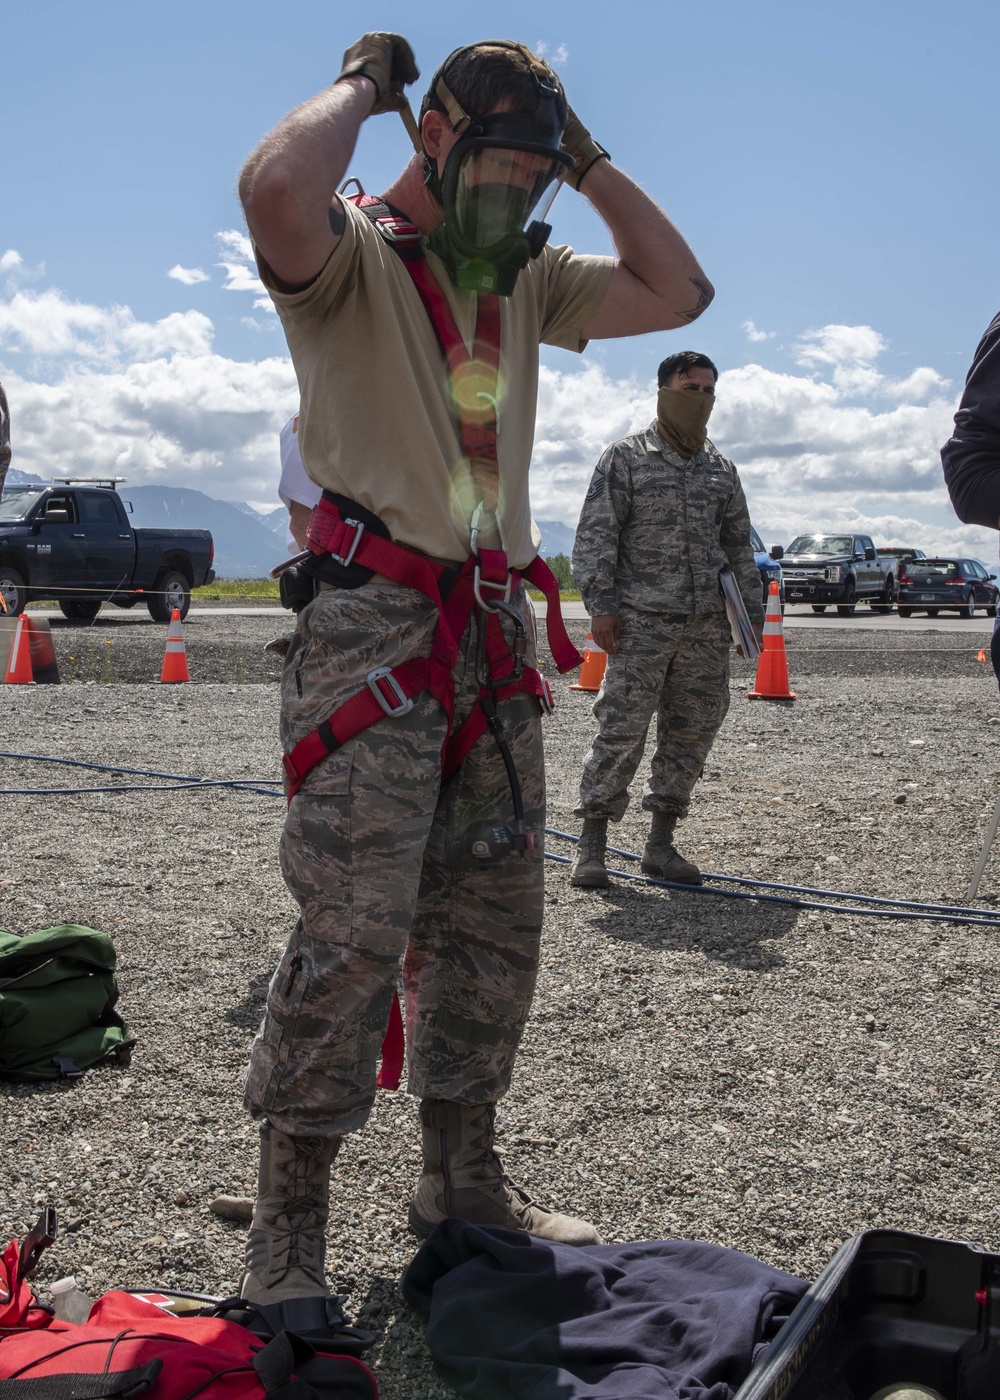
top-left (569, 817), bottom-right (610, 889)
top-left (409, 1100), bottom-right (602, 1246)
top-left (641, 812), bottom-right (702, 884)
top-left (240, 1122), bottom-right (341, 1303)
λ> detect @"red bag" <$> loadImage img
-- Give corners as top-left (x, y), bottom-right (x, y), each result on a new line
top-left (0, 1216), bottom-right (55, 1332)
top-left (0, 1292), bottom-right (378, 1400)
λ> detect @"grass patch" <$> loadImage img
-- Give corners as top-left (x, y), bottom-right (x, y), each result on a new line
top-left (193, 577), bottom-right (581, 603)
top-left (193, 577), bottom-right (280, 601)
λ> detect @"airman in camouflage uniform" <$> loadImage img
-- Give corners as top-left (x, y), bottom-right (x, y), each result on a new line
top-left (570, 352), bottom-right (763, 889)
top-left (236, 31), bottom-right (715, 1306)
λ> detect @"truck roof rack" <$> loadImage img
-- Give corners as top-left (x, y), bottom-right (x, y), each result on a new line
top-left (49, 477), bottom-right (128, 490)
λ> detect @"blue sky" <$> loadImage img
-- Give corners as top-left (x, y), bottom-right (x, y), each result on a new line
top-left (3, 0), bottom-right (1000, 556)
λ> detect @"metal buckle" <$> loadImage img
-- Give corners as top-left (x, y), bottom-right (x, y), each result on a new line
top-left (539, 677), bottom-right (555, 714)
top-left (473, 565), bottom-right (512, 612)
top-left (331, 518), bottom-right (365, 568)
top-left (367, 667), bottom-right (414, 718)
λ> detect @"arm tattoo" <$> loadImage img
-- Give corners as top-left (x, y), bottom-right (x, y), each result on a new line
top-left (328, 198), bottom-right (346, 236)
top-left (678, 277), bottom-right (713, 323)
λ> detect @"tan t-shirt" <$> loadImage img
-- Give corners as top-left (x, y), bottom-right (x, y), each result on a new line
top-left (259, 198), bottom-right (615, 567)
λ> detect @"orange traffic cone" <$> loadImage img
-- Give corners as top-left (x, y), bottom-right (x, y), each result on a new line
top-left (748, 582), bottom-right (796, 701)
top-left (569, 632), bottom-right (607, 692)
top-left (4, 614), bottom-right (34, 684)
top-left (978, 648), bottom-right (988, 662)
top-left (160, 608), bottom-right (190, 683)
top-left (26, 617), bottom-right (61, 684)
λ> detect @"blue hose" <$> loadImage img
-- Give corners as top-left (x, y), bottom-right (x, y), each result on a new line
top-left (3, 751), bottom-right (999, 928)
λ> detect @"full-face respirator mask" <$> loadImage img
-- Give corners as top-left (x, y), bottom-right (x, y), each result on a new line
top-left (407, 42), bottom-right (574, 295)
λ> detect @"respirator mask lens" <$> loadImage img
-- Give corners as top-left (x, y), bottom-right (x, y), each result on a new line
top-left (450, 145), bottom-right (566, 251)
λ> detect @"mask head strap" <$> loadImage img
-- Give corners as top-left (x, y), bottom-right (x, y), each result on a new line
top-left (405, 40), bottom-right (565, 198)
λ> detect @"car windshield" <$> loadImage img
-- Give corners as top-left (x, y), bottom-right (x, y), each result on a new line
top-left (787, 535), bottom-right (853, 556)
top-left (911, 560), bottom-right (958, 577)
top-left (0, 486), bottom-right (47, 520)
top-left (750, 527), bottom-right (765, 553)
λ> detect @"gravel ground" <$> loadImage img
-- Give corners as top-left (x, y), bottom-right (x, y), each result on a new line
top-left (3, 615), bottom-right (1000, 1398)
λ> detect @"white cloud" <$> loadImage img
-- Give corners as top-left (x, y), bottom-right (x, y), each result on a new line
top-left (796, 323), bottom-right (887, 370)
top-left (0, 274), bottom-right (294, 501)
top-left (884, 366), bottom-right (950, 401)
top-left (0, 270), bottom-right (989, 563)
top-left (167, 264), bottom-right (210, 285)
top-left (0, 250), bottom-right (22, 272)
top-left (0, 288), bottom-right (213, 364)
top-left (534, 41), bottom-right (569, 67)
top-left (743, 319), bottom-right (775, 343)
top-left (215, 228), bottom-right (267, 296)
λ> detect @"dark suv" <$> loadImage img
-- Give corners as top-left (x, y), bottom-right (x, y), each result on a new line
top-left (897, 558), bottom-right (999, 618)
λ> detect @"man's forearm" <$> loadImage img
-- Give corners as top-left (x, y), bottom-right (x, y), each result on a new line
top-left (580, 160), bottom-right (714, 335)
top-left (239, 77), bottom-right (375, 276)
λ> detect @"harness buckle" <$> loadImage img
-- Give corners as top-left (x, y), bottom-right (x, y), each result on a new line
top-left (376, 215), bottom-right (422, 245)
top-left (367, 667), bottom-right (414, 718)
top-left (332, 518), bottom-right (365, 568)
top-left (473, 566), bottom-right (512, 612)
top-left (539, 676), bottom-right (555, 714)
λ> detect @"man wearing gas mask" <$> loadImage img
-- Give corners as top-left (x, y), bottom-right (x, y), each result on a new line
top-left (571, 352), bottom-right (763, 889)
top-left (237, 33), bottom-right (713, 1308)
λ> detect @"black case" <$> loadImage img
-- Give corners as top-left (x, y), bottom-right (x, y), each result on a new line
top-left (735, 1229), bottom-right (1000, 1400)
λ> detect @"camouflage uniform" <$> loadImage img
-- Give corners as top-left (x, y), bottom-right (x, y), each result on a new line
top-left (245, 580), bottom-right (545, 1137)
top-left (572, 421), bottom-right (762, 822)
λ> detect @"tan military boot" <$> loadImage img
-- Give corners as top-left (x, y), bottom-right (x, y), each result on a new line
top-left (641, 812), bottom-right (702, 884)
top-left (569, 817), bottom-right (610, 889)
top-left (240, 1123), bottom-right (341, 1303)
top-left (409, 1100), bottom-right (602, 1246)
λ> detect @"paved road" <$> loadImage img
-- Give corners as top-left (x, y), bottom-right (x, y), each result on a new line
top-left (25, 601), bottom-right (998, 634)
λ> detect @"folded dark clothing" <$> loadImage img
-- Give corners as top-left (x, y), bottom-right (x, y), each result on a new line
top-left (402, 1220), bottom-right (808, 1400)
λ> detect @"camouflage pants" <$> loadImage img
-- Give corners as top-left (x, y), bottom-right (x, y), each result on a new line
top-left (575, 608), bottom-right (731, 823)
top-left (244, 579), bottom-right (545, 1138)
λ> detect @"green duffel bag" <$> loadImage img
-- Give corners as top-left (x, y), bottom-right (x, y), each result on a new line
top-left (0, 924), bottom-right (134, 1080)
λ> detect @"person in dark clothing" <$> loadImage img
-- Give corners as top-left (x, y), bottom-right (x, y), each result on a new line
top-left (941, 310), bottom-right (1000, 684)
top-left (0, 381), bottom-right (10, 495)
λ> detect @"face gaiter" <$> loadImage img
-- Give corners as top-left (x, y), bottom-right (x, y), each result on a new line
top-left (656, 386), bottom-right (715, 458)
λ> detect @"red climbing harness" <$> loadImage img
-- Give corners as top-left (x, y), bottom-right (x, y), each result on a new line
top-left (283, 193), bottom-right (580, 804)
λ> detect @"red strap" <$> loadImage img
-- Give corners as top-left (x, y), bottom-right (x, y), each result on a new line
top-left (283, 656), bottom-right (433, 800)
top-left (442, 666), bottom-right (550, 779)
top-left (523, 555), bottom-right (583, 674)
top-left (375, 988), bottom-right (405, 1090)
top-left (398, 257), bottom-right (501, 501)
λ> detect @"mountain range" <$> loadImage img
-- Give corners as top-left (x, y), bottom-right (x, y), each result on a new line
top-left (4, 470), bottom-right (575, 578)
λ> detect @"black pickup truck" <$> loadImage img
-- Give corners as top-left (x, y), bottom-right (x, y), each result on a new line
top-left (0, 479), bottom-right (214, 621)
top-left (780, 531), bottom-right (895, 615)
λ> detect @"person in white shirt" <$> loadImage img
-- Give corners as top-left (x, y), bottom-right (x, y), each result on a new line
top-left (278, 413), bottom-right (322, 551)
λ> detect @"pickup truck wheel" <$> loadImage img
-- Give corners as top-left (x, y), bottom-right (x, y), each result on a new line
top-left (870, 575), bottom-right (895, 614)
top-left (811, 605), bottom-right (827, 614)
top-left (898, 607), bottom-right (913, 618)
top-left (59, 599), bottom-right (101, 622)
top-left (147, 570), bottom-right (191, 623)
top-left (0, 565), bottom-right (27, 616)
top-left (836, 583), bottom-right (857, 617)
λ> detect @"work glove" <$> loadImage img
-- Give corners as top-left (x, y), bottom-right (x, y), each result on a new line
top-left (336, 32), bottom-right (419, 115)
top-left (560, 105), bottom-right (611, 190)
